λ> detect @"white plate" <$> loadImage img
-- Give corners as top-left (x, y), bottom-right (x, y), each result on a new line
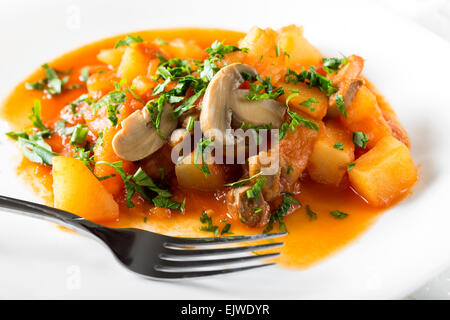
top-left (1, 0), bottom-right (449, 299)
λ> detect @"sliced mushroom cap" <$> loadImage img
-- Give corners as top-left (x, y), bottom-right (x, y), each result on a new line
top-left (232, 89), bottom-right (286, 128)
top-left (169, 128), bottom-right (190, 147)
top-left (112, 103), bottom-right (177, 161)
top-left (200, 63), bottom-right (286, 145)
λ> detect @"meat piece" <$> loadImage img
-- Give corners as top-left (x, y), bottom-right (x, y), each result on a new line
top-left (327, 55), bottom-right (364, 118)
top-left (248, 151), bottom-right (281, 202)
top-left (279, 119), bottom-right (320, 189)
top-left (227, 186), bottom-right (270, 228)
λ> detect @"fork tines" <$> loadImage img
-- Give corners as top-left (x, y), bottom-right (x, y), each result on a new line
top-left (155, 232), bottom-right (287, 279)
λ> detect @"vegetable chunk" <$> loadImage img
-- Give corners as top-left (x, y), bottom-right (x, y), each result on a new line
top-left (348, 136), bottom-right (418, 207)
top-left (341, 85), bottom-right (392, 148)
top-left (307, 120), bottom-right (355, 186)
top-left (52, 156), bottom-right (119, 222)
top-left (278, 25), bottom-right (322, 71)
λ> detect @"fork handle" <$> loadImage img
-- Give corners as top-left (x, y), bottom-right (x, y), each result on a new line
top-left (0, 195), bottom-right (103, 235)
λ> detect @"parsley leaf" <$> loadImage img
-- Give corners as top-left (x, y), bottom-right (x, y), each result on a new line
top-left (285, 66), bottom-right (338, 96)
top-left (246, 75), bottom-right (284, 101)
top-left (279, 110), bottom-right (319, 140)
top-left (114, 35), bottom-right (143, 48)
top-left (199, 211), bottom-right (219, 236)
top-left (224, 172), bottom-right (262, 188)
top-left (306, 205), bottom-right (317, 220)
top-left (333, 142), bottom-right (344, 150)
top-left (321, 56), bottom-right (348, 74)
top-left (264, 192), bottom-right (300, 233)
top-left (347, 162), bottom-right (356, 171)
top-left (353, 131), bottom-right (370, 149)
top-left (246, 178), bottom-right (267, 200)
top-left (335, 94), bottom-right (348, 118)
top-left (330, 210), bottom-right (349, 219)
top-left (28, 100), bottom-right (47, 130)
top-left (300, 97), bottom-right (318, 112)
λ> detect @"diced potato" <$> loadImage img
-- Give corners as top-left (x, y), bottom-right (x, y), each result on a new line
top-left (52, 156), bottom-right (119, 222)
top-left (175, 152), bottom-right (227, 191)
top-left (97, 47), bottom-right (125, 67)
top-left (278, 82), bottom-right (328, 120)
top-left (93, 127), bottom-right (136, 196)
top-left (307, 119), bottom-right (355, 185)
top-left (239, 26), bottom-right (285, 83)
top-left (341, 85), bottom-right (392, 149)
top-left (349, 135), bottom-right (418, 207)
top-left (117, 44), bottom-right (151, 81)
top-left (278, 25), bottom-right (322, 71)
top-left (132, 75), bottom-right (156, 96)
top-left (86, 70), bottom-right (119, 100)
top-left (159, 39), bottom-right (206, 60)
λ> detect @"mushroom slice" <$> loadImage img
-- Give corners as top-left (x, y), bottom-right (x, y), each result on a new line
top-left (112, 103), bottom-right (177, 161)
top-left (200, 63), bottom-right (285, 145)
top-left (231, 89), bottom-right (286, 128)
top-left (227, 186), bottom-right (270, 228)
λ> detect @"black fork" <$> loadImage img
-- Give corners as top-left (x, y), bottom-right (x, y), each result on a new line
top-left (0, 195), bottom-right (286, 279)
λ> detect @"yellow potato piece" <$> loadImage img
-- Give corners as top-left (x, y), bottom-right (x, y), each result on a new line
top-left (97, 47), bottom-right (125, 67)
top-left (278, 25), bottom-right (322, 71)
top-left (52, 156), bottom-right (119, 222)
top-left (117, 45), bottom-right (150, 81)
top-left (349, 136), bottom-right (418, 207)
top-left (307, 120), bottom-right (355, 186)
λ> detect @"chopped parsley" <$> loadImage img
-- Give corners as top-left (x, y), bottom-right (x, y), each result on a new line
top-left (306, 205), bottom-right (317, 220)
top-left (353, 131), bottom-right (370, 149)
top-left (333, 142), bottom-right (344, 150)
top-left (299, 97), bottom-right (318, 112)
top-left (335, 94), bottom-right (348, 118)
top-left (321, 56), bottom-right (348, 74)
top-left (28, 100), bottom-right (47, 130)
top-left (96, 161), bottom-right (180, 209)
top-left (347, 162), bottom-right (356, 171)
top-left (199, 211), bottom-right (219, 236)
top-left (245, 75), bottom-right (285, 101)
top-left (279, 110), bottom-right (319, 140)
top-left (285, 66), bottom-right (338, 96)
top-left (330, 210), bottom-right (349, 219)
top-left (114, 35), bottom-right (143, 48)
top-left (194, 138), bottom-right (214, 177)
top-left (25, 64), bottom-right (70, 96)
top-left (70, 124), bottom-right (89, 145)
top-left (80, 67), bottom-right (90, 82)
top-left (264, 192), bottom-right (300, 233)
top-left (6, 100), bottom-right (58, 165)
top-left (246, 178), bottom-right (267, 200)
top-left (224, 172), bottom-right (262, 188)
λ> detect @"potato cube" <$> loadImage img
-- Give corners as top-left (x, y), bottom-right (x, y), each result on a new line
top-left (97, 47), bottom-right (125, 67)
top-left (341, 85), bottom-right (392, 149)
top-left (117, 45), bottom-right (151, 81)
top-left (159, 39), bottom-right (206, 60)
top-left (278, 82), bottom-right (328, 120)
top-left (52, 156), bottom-right (119, 222)
top-left (307, 119), bottom-right (355, 185)
top-left (349, 135), bottom-right (418, 207)
top-left (278, 25), bottom-right (322, 71)
top-left (175, 152), bottom-right (227, 191)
